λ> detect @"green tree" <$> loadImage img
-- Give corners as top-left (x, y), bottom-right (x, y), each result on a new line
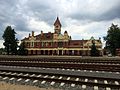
top-left (18, 41), bottom-right (27, 55)
top-left (90, 40), bottom-right (99, 56)
top-left (0, 48), bottom-right (5, 55)
top-left (2, 26), bottom-right (18, 55)
top-left (104, 24), bottom-right (120, 56)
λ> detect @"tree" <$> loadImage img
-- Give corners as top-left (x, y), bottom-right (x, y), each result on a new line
top-left (2, 26), bottom-right (18, 55)
top-left (104, 24), bottom-right (120, 56)
top-left (0, 48), bottom-right (5, 55)
top-left (18, 41), bottom-right (27, 55)
top-left (90, 40), bottom-right (99, 56)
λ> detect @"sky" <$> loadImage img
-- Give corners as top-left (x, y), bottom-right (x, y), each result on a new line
top-left (0, 0), bottom-right (120, 48)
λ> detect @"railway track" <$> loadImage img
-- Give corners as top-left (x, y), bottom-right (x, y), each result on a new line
top-left (1, 56), bottom-right (120, 64)
top-left (0, 61), bottom-right (120, 72)
top-left (0, 56), bottom-right (120, 89)
top-left (0, 67), bottom-right (120, 90)
top-left (0, 56), bottom-right (120, 72)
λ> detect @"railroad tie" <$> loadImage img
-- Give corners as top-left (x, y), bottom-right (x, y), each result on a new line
top-left (57, 68), bottom-right (60, 70)
top-left (71, 83), bottom-right (75, 87)
top-left (94, 79), bottom-right (98, 83)
top-left (3, 77), bottom-right (8, 80)
top-left (24, 67), bottom-right (28, 68)
top-left (67, 77), bottom-right (70, 80)
top-left (30, 74), bottom-right (36, 77)
top-left (115, 81), bottom-right (119, 85)
top-left (42, 68), bottom-right (45, 69)
top-left (17, 78), bottom-right (22, 82)
top-left (6, 72), bottom-right (12, 75)
top-left (72, 69), bottom-right (75, 71)
top-left (60, 82), bottom-right (65, 86)
top-left (1, 72), bottom-right (6, 74)
top-left (24, 73), bottom-right (29, 76)
top-left (75, 78), bottom-right (79, 81)
top-left (104, 80), bottom-right (108, 84)
top-left (11, 73), bottom-right (17, 75)
top-left (37, 74), bottom-right (41, 77)
top-left (25, 79), bottom-right (30, 83)
top-left (116, 72), bottom-right (120, 74)
top-left (13, 66), bottom-right (16, 68)
top-left (94, 86), bottom-right (98, 90)
top-left (67, 69), bottom-right (70, 71)
top-left (51, 76), bottom-right (55, 79)
top-left (28, 67), bottom-right (32, 69)
top-left (58, 76), bottom-right (62, 79)
top-left (44, 75), bottom-right (48, 78)
top-left (90, 70), bottom-right (93, 72)
top-left (38, 67), bottom-right (41, 69)
top-left (41, 80), bottom-right (46, 84)
top-left (17, 73), bottom-right (23, 76)
top-left (82, 85), bottom-right (86, 89)
top-left (85, 78), bottom-right (88, 82)
top-left (33, 80), bottom-right (38, 83)
top-left (33, 67), bottom-right (37, 69)
top-left (10, 78), bottom-right (15, 81)
top-left (96, 71), bottom-right (99, 72)
top-left (106, 87), bottom-right (111, 90)
top-left (50, 81), bottom-right (55, 86)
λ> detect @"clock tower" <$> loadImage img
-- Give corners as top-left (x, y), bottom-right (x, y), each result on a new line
top-left (54, 17), bottom-right (61, 34)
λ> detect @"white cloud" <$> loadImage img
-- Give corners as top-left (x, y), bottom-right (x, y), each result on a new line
top-left (28, 18), bottom-right (53, 33)
top-left (62, 18), bottom-right (120, 40)
top-left (16, 31), bottom-right (30, 40)
top-left (0, 0), bottom-right (120, 48)
top-left (0, 40), bottom-right (4, 48)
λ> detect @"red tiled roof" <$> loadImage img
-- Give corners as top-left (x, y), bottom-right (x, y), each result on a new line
top-left (36, 33), bottom-right (53, 40)
top-left (68, 40), bottom-right (87, 47)
top-left (21, 33), bottom-right (53, 41)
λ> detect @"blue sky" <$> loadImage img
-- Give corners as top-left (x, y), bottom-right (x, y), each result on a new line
top-left (0, 0), bottom-right (120, 48)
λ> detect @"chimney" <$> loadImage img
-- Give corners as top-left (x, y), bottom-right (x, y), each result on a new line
top-left (29, 33), bottom-right (31, 37)
top-left (41, 30), bottom-right (43, 36)
top-left (64, 31), bottom-right (68, 35)
top-left (32, 31), bottom-right (34, 36)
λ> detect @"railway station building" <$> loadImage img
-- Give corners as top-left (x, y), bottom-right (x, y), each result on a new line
top-left (21, 17), bottom-right (102, 56)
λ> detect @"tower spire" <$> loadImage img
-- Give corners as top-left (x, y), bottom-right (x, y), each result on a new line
top-left (54, 17), bottom-right (61, 27)
top-left (54, 17), bottom-right (62, 34)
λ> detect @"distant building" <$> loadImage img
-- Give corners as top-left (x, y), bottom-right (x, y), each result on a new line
top-left (21, 17), bottom-right (102, 56)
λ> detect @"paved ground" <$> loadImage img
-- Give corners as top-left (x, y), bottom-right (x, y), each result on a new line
top-left (0, 81), bottom-right (60, 90)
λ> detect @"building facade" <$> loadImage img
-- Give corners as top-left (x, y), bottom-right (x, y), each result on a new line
top-left (21, 17), bottom-right (102, 56)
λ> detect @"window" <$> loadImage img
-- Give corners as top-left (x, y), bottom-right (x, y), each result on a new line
top-left (58, 42), bottom-right (63, 47)
top-left (36, 42), bottom-right (39, 47)
top-left (42, 42), bottom-right (44, 47)
top-left (27, 42), bottom-right (29, 47)
top-left (31, 42), bottom-right (34, 47)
